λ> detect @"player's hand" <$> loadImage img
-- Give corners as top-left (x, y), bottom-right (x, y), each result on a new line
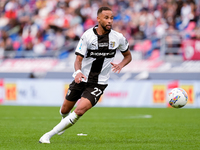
top-left (74, 72), bottom-right (87, 84)
top-left (111, 62), bottom-right (123, 73)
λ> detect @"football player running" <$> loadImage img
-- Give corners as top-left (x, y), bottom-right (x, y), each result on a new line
top-left (39, 6), bottom-right (132, 143)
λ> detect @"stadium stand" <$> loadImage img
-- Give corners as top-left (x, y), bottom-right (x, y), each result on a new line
top-left (0, 0), bottom-right (200, 79)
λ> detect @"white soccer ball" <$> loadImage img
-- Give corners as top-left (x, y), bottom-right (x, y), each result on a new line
top-left (168, 88), bottom-right (188, 108)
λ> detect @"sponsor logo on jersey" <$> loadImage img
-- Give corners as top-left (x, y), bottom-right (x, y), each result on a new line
top-left (86, 49), bottom-right (116, 58)
top-left (98, 43), bottom-right (108, 47)
top-left (90, 52), bottom-right (115, 57)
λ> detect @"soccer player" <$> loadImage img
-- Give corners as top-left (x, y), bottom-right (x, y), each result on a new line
top-left (39, 6), bottom-right (132, 143)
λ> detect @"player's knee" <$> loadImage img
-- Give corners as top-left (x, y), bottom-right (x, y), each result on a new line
top-left (74, 109), bottom-right (86, 116)
top-left (60, 107), bottom-right (70, 115)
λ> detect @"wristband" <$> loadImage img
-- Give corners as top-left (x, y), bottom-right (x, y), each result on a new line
top-left (72, 69), bottom-right (82, 78)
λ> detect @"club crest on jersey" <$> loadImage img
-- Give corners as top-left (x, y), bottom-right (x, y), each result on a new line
top-left (110, 41), bottom-right (115, 48)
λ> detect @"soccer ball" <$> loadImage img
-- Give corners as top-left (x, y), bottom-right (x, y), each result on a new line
top-left (168, 88), bottom-right (188, 108)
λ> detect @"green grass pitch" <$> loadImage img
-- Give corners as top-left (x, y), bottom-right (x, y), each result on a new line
top-left (0, 106), bottom-right (200, 150)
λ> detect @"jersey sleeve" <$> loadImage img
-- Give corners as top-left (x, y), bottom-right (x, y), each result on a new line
top-left (118, 34), bottom-right (129, 53)
top-left (75, 33), bottom-right (87, 57)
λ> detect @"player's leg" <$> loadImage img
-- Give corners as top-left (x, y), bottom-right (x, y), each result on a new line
top-left (39, 81), bottom-right (84, 143)
top-left (74, 97), bottom-right (93, 116)
top-left (39, 97), bottom-right (92, 143)
top-left (59, 99), bottom-right (76, 118)
top-left (55, 83), bottom-right (108, 136)
top-left (57, 99), bottom-right (76, 135)
top-left (39, 82), bottom-right (107, 143)
top-left (59, 81), bottom-right (84, 119)
top-left (54, 97), bottom-right (92, 133)
top-left (54, 97), bottom-right (92, 132)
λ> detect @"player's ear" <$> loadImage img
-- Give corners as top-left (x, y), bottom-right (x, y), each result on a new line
top-left (97, 16), bottom-right (100, 22)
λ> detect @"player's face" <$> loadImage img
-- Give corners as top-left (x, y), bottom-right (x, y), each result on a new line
top-left (97, 10), bottom-right (113, 31)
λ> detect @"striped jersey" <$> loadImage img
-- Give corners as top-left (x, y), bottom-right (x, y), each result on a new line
top-left (75, 25), bottom-right (129, 85)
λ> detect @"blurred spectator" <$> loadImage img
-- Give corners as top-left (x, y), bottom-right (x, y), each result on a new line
top-left (33, 38), bottom-right (46, 55)
top-left (83, 15), bottom-right (95, 31)
top-left (4, 37), bottom-right (14, 51)
top-left (23, 30), bottom-right (33, 51)
top-left (0, 40), bottom-right (4, 58)
top-left (4, 0), bottom-right (18, 19)
top-left (22, 20), bottom-right (38, 40)
top-left (154, 10), bottom-right (168, 38)
top-left (53, 29), bottom-right (65, 50)
top-left (165, 25), bottom-right (181, 55)
top-left (0, 13), bottom-right (9, 29)
top-left (179, 1), bottom-right (192, 30)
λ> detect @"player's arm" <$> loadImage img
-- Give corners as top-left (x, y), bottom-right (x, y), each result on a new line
top-left (73, 55), bottom-right (87, 84)
top-left (111, 50), bottom-right (132, 73)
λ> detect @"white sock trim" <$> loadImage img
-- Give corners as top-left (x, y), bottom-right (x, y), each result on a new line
top-left (69, 111), bottom-right (80, 124)
top-left (59, 108), bottom-right (69, 118)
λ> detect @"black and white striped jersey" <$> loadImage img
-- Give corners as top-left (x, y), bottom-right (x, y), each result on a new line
top-left (75, 25), bottom-right (129, 85)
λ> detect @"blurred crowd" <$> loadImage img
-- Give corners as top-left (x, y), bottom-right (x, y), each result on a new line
top-left (0, 0), bottom-right (200, 59)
